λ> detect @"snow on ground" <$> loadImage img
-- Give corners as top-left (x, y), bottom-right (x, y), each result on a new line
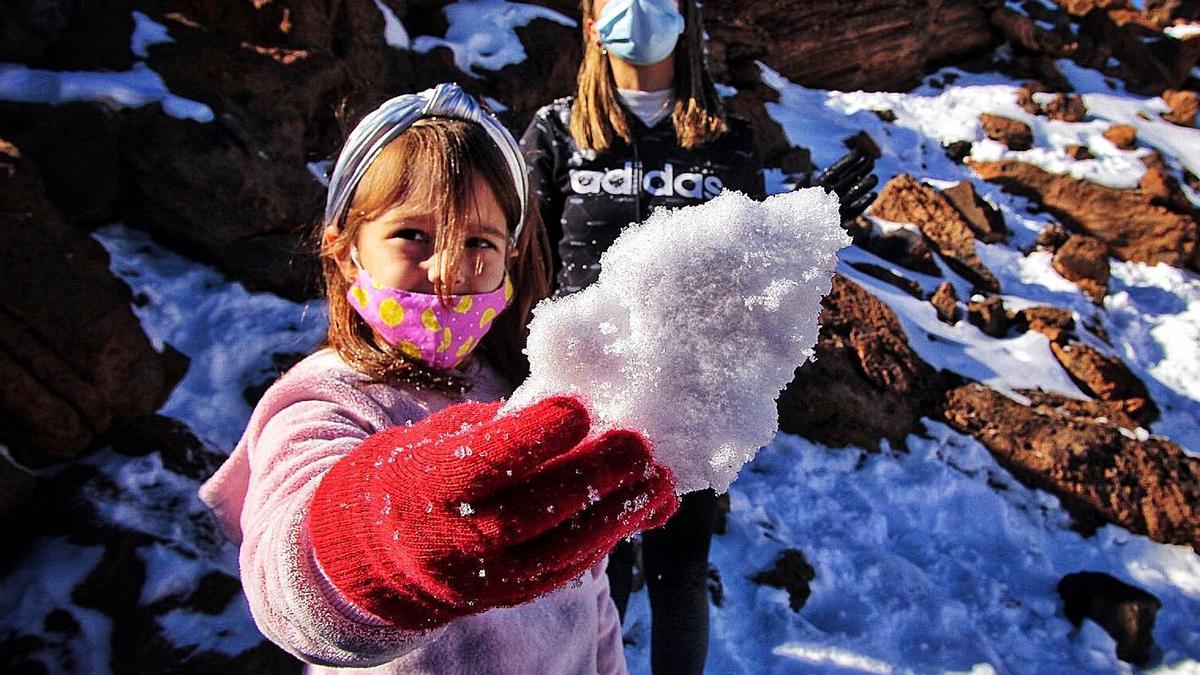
top-left (629, 425), bottom-right (1200, 674)
top-left (374, 0), bottom-right (411, 50)
top-left (0, 11), bottom-right (212, 122)
top-left (411, 0), bottom-right (576, 76)
top-left (92, 225), bottom-right (326, 452)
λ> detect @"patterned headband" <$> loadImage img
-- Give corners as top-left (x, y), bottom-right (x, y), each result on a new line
top-left (324, 83), bottom-right (528, 243)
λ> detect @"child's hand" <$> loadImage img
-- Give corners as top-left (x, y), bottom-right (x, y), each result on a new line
top-left (308, 396), bottom-right (677, 630)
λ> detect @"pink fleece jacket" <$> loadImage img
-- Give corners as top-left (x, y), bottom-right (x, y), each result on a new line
top-left (199, 349), bottom-right (629, 674)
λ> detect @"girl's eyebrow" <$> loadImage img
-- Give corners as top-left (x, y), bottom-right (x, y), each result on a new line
top-left (475, 225), bottom-right (508, 240)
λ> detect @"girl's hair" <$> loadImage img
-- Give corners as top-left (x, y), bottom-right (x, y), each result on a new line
top-left (320, 117), bottom-right (552, 393)
top-left (569, 0), bottom-right (727, 153)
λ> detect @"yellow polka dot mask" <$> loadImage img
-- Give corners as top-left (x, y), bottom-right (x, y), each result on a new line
top-left (347, 265), bottom-right (513, 370)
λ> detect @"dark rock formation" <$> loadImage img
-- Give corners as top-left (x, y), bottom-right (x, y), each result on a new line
top-left (942, 384), bottom-right (1199, 552)
top-left (778, 275), bottom-right (950, 450)
top-left (751, 549), bottom-right (815, 613)
top-left (1058, 571), bottom-right (1161, 665)
top-left (703, 0), bottom-right (997, 92)
top-left (942, 180), bottom-right (1008, 244)
top-left (0, 140), bottom-right (186, 466)
top-left (1052, 233), bottom-right (1111, 302)
top-left (972, 160), bottom-right (1199, 270)
top-left (1103, 123), bottom-right (1138, 149)
top-left (871, 174), bottom-right (1001, 292)
top-left (930, 282), bottom-right (960, 325)
top-left (980, 113), bottom-right (1034, 150)
top-left (1049, 341), bottom-right (1159, 425)
top-left (968, 295), bottom-right (1008, 337)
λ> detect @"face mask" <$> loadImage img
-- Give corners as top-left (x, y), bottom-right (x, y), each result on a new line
top-left (346, 261), bottom-right (514, 371)
top-left (595, 0), bottom-right (685, 67)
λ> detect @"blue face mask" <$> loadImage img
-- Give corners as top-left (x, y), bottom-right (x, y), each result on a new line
top-left (595, 0), bottom-right (686, 67)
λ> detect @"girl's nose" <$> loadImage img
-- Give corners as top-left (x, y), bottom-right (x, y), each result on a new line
top-left (422, 251), bottom-right (468, 291)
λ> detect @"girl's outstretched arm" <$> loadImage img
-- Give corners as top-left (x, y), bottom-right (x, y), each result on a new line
top-left (237, 377), bottom-right (446, 667)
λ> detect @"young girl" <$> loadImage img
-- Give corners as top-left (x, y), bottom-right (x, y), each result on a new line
top-left (199, 83), bottom-right (678, 674)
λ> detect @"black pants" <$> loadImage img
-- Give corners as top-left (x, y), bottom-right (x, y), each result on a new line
top-left (607, 489), bottom-right (719, 675)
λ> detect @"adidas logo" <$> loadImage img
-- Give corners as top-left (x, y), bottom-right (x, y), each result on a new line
top-left (569, 162), bottom-right (724, 199)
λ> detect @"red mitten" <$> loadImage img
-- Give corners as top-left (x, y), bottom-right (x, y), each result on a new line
top-left (308, 396), bottom-right (677, 630)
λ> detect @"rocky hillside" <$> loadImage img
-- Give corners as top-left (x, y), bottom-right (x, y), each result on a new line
top-left (2, 1), bottom-right (1199, 672)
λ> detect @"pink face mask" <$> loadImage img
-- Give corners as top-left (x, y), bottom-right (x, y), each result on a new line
top-left (347, 263), bottom-right (514, 371)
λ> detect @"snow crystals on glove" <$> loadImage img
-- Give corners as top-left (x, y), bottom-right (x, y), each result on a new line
top-left (507, 189), bottom-right (849, 493)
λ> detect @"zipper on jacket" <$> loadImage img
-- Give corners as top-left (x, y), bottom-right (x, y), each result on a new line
top-left (632, 138), bottom-right (642, 224)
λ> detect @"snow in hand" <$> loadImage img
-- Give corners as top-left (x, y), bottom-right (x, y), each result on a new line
top-left (507, 189), bottom-right (849, 493)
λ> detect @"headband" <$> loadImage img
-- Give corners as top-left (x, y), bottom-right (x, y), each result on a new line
top-left (324, 83), bottom-right (529, 243)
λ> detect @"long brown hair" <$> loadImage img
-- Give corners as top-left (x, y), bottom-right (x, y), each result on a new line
top-left (570, 0), bottom-right (727, 153)
top-left (320, 117), bottom-right (552, 393)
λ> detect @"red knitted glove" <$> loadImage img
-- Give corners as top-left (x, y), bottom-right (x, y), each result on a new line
top-left (308, 396), bottom-right (677, 630)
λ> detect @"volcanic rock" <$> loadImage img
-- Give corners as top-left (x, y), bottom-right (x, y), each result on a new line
top-left (1065, 144), bottom-right (1095, 160)
top-left (1042, 93), bottom-right (1089, 122)
top-left (980, 113), bottom-right (1035, 151)
top-left (942, 384), bottom-right (1197, 551)
top-left (0, 141), bottom-right (186, 465)
top-left (971, 160), bottom-right (1199, 269)
top-left (778, 275), bottom-right (950, 450)
top-left (1058, 571), bottom-right (1161, 665)
top-left (1049, 341), bottom-right (1159, 425)
top-left (1103, 123), bottom-right (1138, 149)
top-left (703, 0), bottom-right (996, 92)
top-left (751, 549), bottom-right (815, 613)
top-left (930, 282), bottom-right (959, 325)
top-left (860, 225), bottom-right (942, 277)
top-left (871, 174), bottom-right (1001, 292)
top-left (1052, 234), bottom-right (1111, 303)
top-left (1013, 306), bottom-right (1076, 343)
top-left (943, 180), bottom-right (1008, 243)
top-left (1161, 88), bottom-right (1197, 127)
top-left (968, 295), bottom-right (1008, 337)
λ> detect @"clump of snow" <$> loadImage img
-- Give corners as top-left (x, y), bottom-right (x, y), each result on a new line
top-left (1164, 23), bottom-right (1200, 40)
top-left (412, 0), bottom-right (576, 76)
top-left (373, 0), bottom-right (411, 49)
top-left (507, 189), bottom-right (849, 493)
top-left (0, 62), bottom-right (213, 122)
top-left (131, 11), bottom-right (173, 58)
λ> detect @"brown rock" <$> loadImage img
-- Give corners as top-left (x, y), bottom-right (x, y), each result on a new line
top-left (972, 160), bottom-right (1199, 268)
top-left (980, 113), bottom-right (1035, 151)
top-left (968, 295), bottom-right (1008, 337)
top-left (778, 275), bottom-right (949, 450)
top-left (1042, 93), bottom-right (1089, 122)
top-left (1049, 341), bottom-right (1159, 425)
top-left (0, 141), bottom-right (185, 465)
top-left (1103, 123), bottom-right (1138, 149)
top-left (862, 227), bottom-right (942, 277)
top-left (1021, 389), bottom-right (1145, 435)
top-left (942, 384), bottom-right (1200, 552)
top-left (990, 5), bottom-right (1079, 58)
top-left (1058, 572), bottom-right (1161, 665)
top-left (1053, 234), bottom-right (1111, 302)
top-left (1017, 81), bottom-right (1053, 116)
top-left (1035, 222), bottom-right (1072, 252)
top-left (704, 0), bottom-right (997, 92)
top-left (1161, 88), bottom-right (1198, 127)
top-left (871, 174), bottom-right (1001, 292)
top-left (847, 263), bottom-right (923, 299)
top-left (1065, 144), bottom-right (1095, 160)
top-left (930, 282), bottom-right (959, 325)
top-left (942, 181), bottom-right (1008, 244)
top-left (751, 549), bottom-right (815, 613)
top-left (943, 140), bottom-right (973, 164)
top-left (1014, 306), bottom-right (1076, 343)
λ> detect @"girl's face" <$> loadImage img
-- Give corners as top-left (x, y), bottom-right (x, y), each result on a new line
top-left (340, 179), bottom-right (510, 295)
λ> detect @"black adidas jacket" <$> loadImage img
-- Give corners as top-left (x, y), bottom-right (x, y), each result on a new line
top-left (520, 97), bottom-right (765, 295)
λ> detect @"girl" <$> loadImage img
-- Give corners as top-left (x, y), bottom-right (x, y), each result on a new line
top-left (519, 2), bottom-right (763, 673)
top-left (200, 83), bottom-right (678, 674)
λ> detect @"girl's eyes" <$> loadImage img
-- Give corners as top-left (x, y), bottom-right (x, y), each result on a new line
top-left (466, 236), bottom-right (500, 250)
top-left (391, 228), bottom-right (431, 242)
